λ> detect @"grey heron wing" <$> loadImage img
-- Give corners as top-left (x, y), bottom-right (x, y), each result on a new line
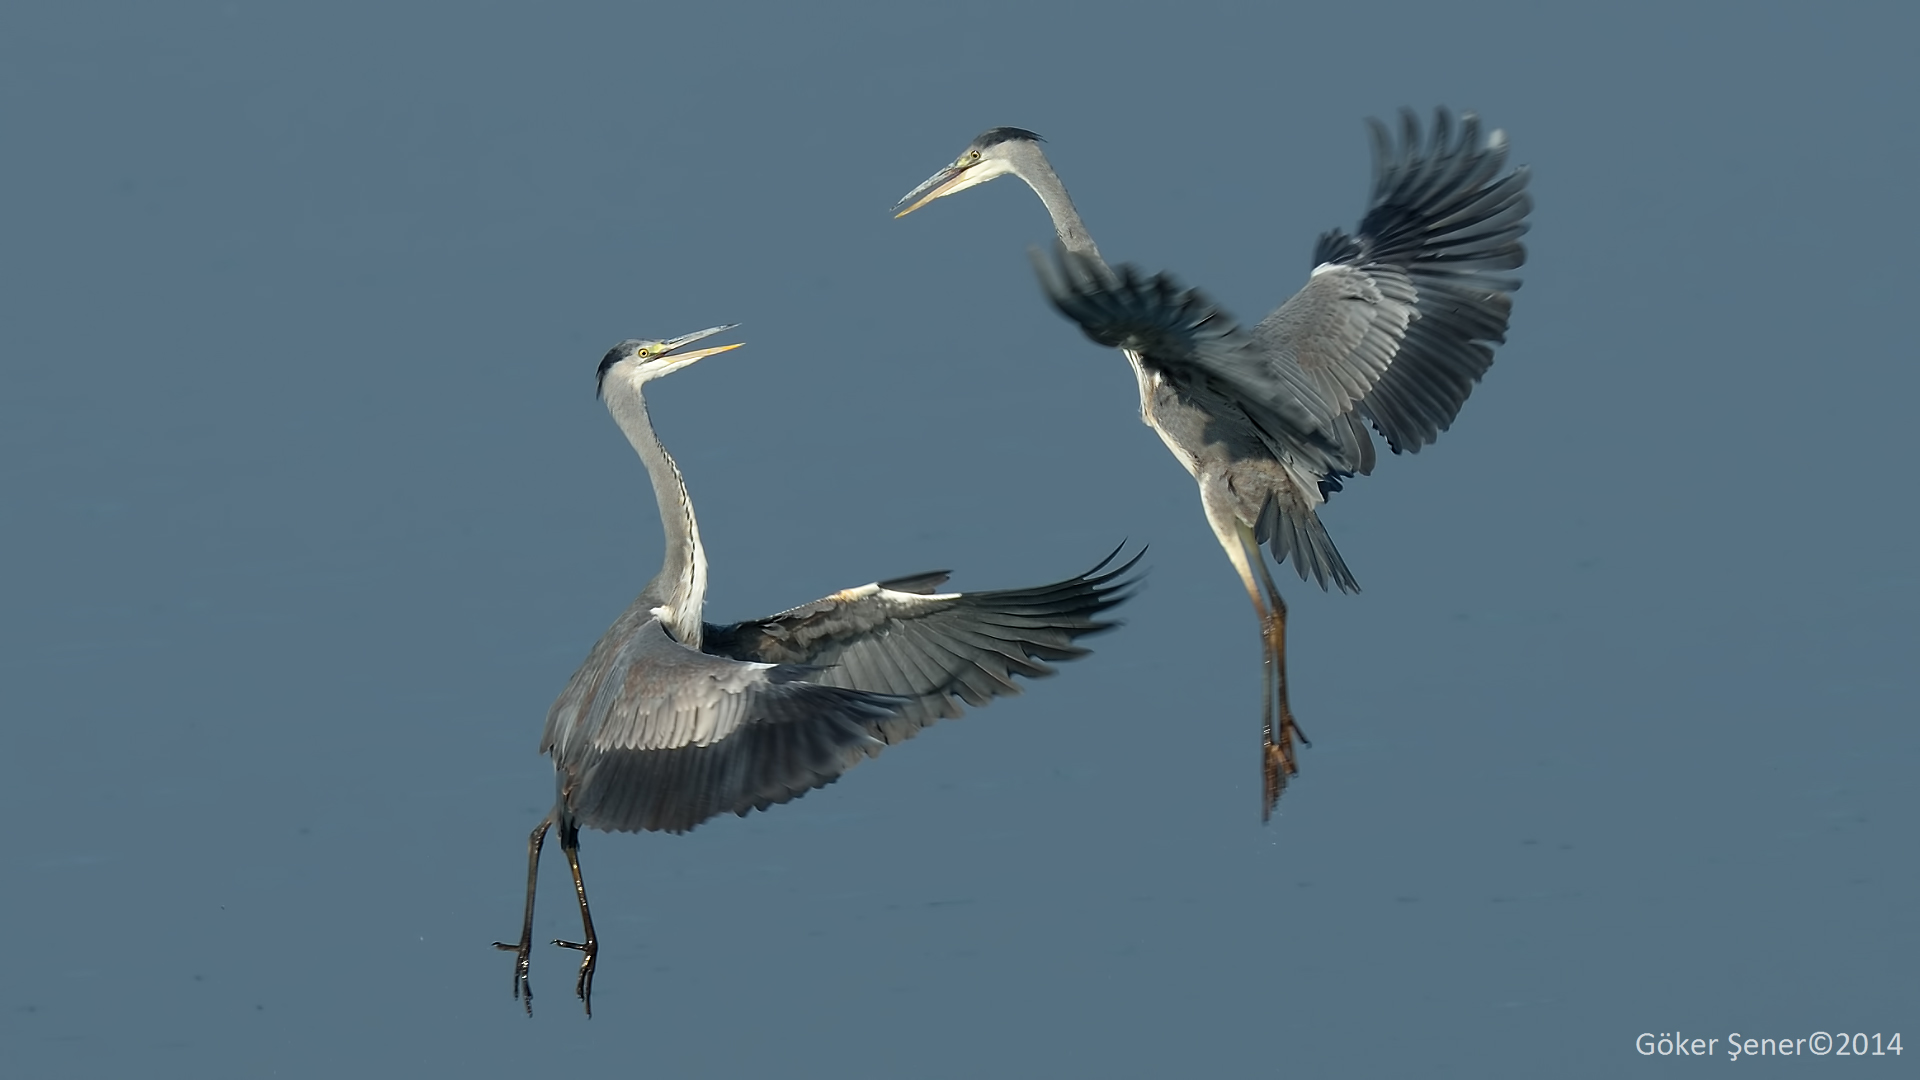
top-left (1029, 245), bottom-right (1348, 465)
top-left (544, 616), bottom-right (905, 834)
top-left (540, 599), bottom-right (650, 755)
top-left (702, 545), bottom-right (1141, 745)
top-left (1256, 107), bottom-right (1532, 455)
top-left (1252, 264), bottom-right (1417, 434)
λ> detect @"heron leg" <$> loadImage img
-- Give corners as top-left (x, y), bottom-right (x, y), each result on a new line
top-left (1244, 523), bottom-right (1309, 742)
top-left (1203, 494), bottom-right (1301, 818)
top-left (1227, 523), bottom-right (1304, 819)
top-left (491, 816), bottom-right (551, 1015)
top-left (550, 821), bottom-right (599, 1016)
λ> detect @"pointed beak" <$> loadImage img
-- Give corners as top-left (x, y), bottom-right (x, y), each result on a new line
top-left (665, 341), bottom-right (744, 364)
top-left (662, 324), bottom-right (745, 364)
top-left (892, 164), bottom-right (969, 218)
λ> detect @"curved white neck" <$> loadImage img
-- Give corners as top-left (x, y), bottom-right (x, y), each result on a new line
top-left (602, 374), bottom-right (707, 647)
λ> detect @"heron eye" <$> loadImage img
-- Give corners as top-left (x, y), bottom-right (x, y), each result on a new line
top-left (967, 150), bottom-right (980, 163)
top-left (636, 347), bottom-right (654, 358)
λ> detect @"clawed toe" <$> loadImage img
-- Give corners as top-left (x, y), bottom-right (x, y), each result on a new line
top-left (494, 939), bottom-right (534, 1013)
top-left (546, 939), bottom-right (598, 1013)
top-left (1261, 739), bottom-right (1291, 819)
top-left (1263, 737), bottom-right (1296, 777)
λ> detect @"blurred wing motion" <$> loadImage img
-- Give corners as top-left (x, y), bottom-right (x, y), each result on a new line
top-left (704, 545), bottom-right (1142, 743)
top-left (543, 616), bottom-right (906, 834)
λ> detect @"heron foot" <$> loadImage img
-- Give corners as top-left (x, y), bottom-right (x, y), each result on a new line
top-left (1262, 705), bottom-right (1313, 822)
top-left (1261, 737), bottom-right (1296, 819)
top-left (552, 938), bottom-right (598, 1015)
top-left (491, 937), bottom-right (534, 1015)
top-left (1263, 735), bottom-right (1297, 777)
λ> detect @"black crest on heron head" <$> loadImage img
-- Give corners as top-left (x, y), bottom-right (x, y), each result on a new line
top-left (596, 341), bottom-right (637, 399)
top-left (974, 126), bottom-right (1044, 151)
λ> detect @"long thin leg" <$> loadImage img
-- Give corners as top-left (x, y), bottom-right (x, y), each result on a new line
top-left (1200, 492), bottom-right (1309, 819)
top-left (550, 822), bottom-right (599, 1016)
top-left (1251, 522), bottom-right (1313, 749)
top-left (492, 816), bottom-right (552, 1015)
top-left (1227, 523), bottom-right (1297, 819)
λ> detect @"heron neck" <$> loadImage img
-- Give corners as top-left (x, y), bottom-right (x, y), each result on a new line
top-left (1016, 154), bottom-right (1102, 262)
top-left (603, 377), bottom-right (707, 648)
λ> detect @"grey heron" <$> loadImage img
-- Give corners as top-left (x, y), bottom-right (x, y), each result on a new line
top-left (495, 325), bottom-right (1140, 1013)
top-left (894, 109), bottom-right (1530, 815)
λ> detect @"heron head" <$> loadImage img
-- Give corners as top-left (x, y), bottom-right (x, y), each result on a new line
top-left (596, 324), bottom-right (743, 398)
top-left (892, 127), bottom-right (1044, 218)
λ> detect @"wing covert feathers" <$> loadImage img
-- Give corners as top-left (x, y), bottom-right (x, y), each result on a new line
top-left (704, 545), bottom-right (1141, 743)
top-left (1289, 107), bottom-right (1532, 455)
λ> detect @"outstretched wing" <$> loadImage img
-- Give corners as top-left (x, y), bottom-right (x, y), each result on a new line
top-left (543, 611), bottom-right (906, 834)
top-left (1255, 107), bottom-right (1532, 459)
top-left (703, 546), bottom-right (1141, 744)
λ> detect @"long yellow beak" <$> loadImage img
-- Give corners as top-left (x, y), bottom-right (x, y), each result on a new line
top-left (892, 164), bottom-right (968, 219)
top-left (667, 341), bottom-right (744, 364)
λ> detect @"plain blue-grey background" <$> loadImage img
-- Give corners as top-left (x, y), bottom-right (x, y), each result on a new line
top-left (3, 1), bottom-right (1913, 1076)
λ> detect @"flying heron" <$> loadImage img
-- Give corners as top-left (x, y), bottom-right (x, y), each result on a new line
top-left (495, 325), bottom-right (1140, 1013)
top-left (894, 109), bottom-right (1531, 815)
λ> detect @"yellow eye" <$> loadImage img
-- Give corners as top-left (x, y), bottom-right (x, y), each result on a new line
top-left (636, 346), bottom-right (654, 358)
top-left (967, 150), bottom-right (980, 163)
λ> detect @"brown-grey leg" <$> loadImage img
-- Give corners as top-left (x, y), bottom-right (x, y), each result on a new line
top-left (492, 816), bottom-right (552, 1015)
top-left (1201, 492), bottom-right (1303, 819)
top-left (1242, 523), bottom-right (1309, 819)
top-left (550, 822), bottom-right (599, 1016)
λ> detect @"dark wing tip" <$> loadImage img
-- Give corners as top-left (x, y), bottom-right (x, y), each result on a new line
top-left (1326, 107), bottom-right (1533, 454)
top-left (876, 569), bottom-right (954, 595)
top-left (1028, 241), bottom-right (1252, 359)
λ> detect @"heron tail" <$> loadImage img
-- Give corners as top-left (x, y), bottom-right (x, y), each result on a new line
top-left (1263, 503), bottom-right (1359, 595)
